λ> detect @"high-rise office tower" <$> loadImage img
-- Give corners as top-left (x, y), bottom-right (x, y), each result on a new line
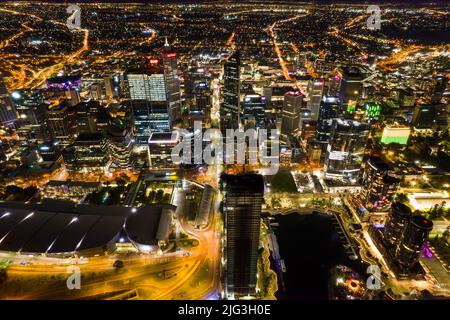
top-left (221, 51), bottom-right (241, 133)
top-left (161, 39), bottom-right (182, 122)
top-left (46, 102), bottom-right (78, 147)
top-left (338, 67), bottom-right (364, 105)
top-left (193, 82), bottom-right (212, 112)
top-left (104, 74), bottom-right (121, 99)
top-left (106, 125), bottom-right (132, 169)
top-left (185, 67), bottom-right (210, 107)
top-left (222, 173), bottom-right (264, 298)
top-left (281, 91), bottom-right (303, 139)
top-left (127, 59), bottom-right (171, 141)
top-left (243, 94), bottom-right (266, 129)
top-left (127, 60), bottom-right (168, 102)
top-left (316, 96), bottom-right (341, 142)
top-left (383, 202), bottom-right (412, 248)
top-left (129, 100), bottom-right (170, 145)
top-left (324, 119), bottom-right (370, 180)
top-left (327, 73), bottom-right (342, 97)
top-left (75, 101), bottom-right (101, 134)
top-left (0, 74), bottom-right (17, 128)
top-left (189, 82), bottom-right (212, 127)
top-left (11, 89), bottom-right (50, 146)
top-left (306, 79), bottom-right (324, 121)
top-left (396, 215), bottom-right (433, 269)
top-left (73, 132), bottom-right (110, 170)
top-left (363, 157), bottom-right (400, 212)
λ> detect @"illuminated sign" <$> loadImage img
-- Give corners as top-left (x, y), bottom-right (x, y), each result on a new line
top-left (166, 53), bottom-right (176, 58)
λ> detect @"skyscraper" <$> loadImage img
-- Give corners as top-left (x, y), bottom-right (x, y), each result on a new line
top-left (243, 94), bottom-right (266, 129)
top-left (396, 215), bottom-right (433, 269)
top-left (161, 40), bottom-right (182, 122)
top-left (127, 59), bottom-right (172, 143)
top-left (281, 91), bottom-right (303, 139)
top-left (106, 124), bottom-right (132, 169)
top-left (316, 96), bottom-right (341, 142)
top-left (306, 79), bottom-right (324, 121)
top-left (129, 100), bottom-right (170, 145)
top-left (127, 60), bottom-right (167, 102)
top-left (191, 81), bottom-right (212, 126)
top-left (11, 89), bottom-right (50, 146)
top-left (222, 173), bottom-right (264, 299)
top-left (383, 202), bottom-right (412, 248)
top-left (324, 119), bottom-right (370, 180)
top-left (221, 51), bottom-right (241, 133)
top-left (46, 102), bottom-right (78, 147)
top-left (0, 74), bottom-right (17, 128)
top-left (73, 132), bottom-right (110, 170)
top-left (363, 157), bottom-right (400, 212)
top-left (338, 67), bottom-right (364, 105)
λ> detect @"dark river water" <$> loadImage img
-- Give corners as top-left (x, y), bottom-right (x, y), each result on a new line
top-left (272, 212), bottom-right (368, 300)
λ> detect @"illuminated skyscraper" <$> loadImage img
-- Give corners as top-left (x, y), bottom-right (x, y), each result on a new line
top-left (306, 79), bottom-right (324, 120)
top-left (127, 59), bottom-right (171, 143)
top-left (106, 124), bottom-right (132, 169)
top-left (127, 60), bottom-right (167, 102)
top-left (324, 119), bottom-right (370, 180)
top-left (46, 102), bottom-right (78, 147)
top-left (396, 215), bottom-right (433, 269)
top-left (363, 157), bottom-right (400, 212)
top-left (221, 51), bottom-right (241, 133)
top-left (383, 202), bottom-right (412, 248)
top-left (338, 67), bottom-right (364, 105)
top-left (0, 74), bottom-right (17, 128)
top-left (281, 91), bottom-right (303, 139)
top-left (11, 89), bottom-right (50, 146)
top-left (316, 96), bottom-right (341, 142)
top-left (222, 173), bottom-right (264, 298)
top-left (243, 94), bottom-right (266, 129)
top-left (161, 39), bottom-right (182, 122)
top-left (129, 100), bottom-right (170, 145)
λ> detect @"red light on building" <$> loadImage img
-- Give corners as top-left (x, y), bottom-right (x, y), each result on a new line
top-left (166, 53), bottom-right (176, 58)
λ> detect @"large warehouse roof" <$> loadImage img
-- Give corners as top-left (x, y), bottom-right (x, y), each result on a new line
top-left (0, 202), bottom-right (125, 255)
top-left (0, 200), bottom-right (174, 255)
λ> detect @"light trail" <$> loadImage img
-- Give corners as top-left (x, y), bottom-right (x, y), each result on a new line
top-left (226, 32), bottom-right (236, 50)
top-left (267, 13), bottom-right (309, 94)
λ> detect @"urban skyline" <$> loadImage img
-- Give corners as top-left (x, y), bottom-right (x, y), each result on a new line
top-left (0, 0), bottom-right (448, 303)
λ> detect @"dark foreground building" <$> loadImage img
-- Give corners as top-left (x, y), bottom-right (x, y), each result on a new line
top-left (396, 215), bottom-right (433, 269)
top-left (370, 202), bottom-right (434, 278)
top-left (221, 173), bottom-right (264, 299)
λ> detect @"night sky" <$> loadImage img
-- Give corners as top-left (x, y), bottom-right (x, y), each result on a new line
top-left (8, 0), bottom-right (450, 4)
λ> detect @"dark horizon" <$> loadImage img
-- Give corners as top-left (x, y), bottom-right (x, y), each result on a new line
top-left (4, 0), bottom-right (450, 5)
